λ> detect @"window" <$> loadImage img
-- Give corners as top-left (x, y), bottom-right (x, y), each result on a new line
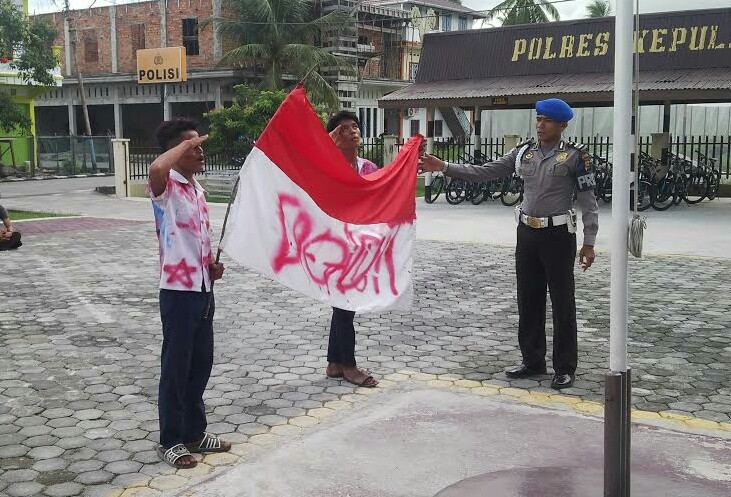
top-left (458, 16), bottom-right (468, 31)
top-left (410, 62), bottom-right (419, 81)
top-left (182, 18), bottom-right (199, 55)
top-left (131, 24), bottom-right (145, 53)
top-left (84, 31), bottom-right (98, 63)
top-left (441, 15), bottom-right (452, 32)
top-left (410, 119), bottom-right (420, 137)
top-left (434, 120), bottom-right (443, 137)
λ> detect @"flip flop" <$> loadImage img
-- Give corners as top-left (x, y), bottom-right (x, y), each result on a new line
top-left (343, 371), bottom-right (378, 388)
top-left (157, 444), bottom-right (197, 469)
top-left (185, 432), bottom-right (231, 453)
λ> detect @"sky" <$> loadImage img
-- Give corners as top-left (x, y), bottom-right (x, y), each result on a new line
top-left (27, 0), bottom-right (731, 18)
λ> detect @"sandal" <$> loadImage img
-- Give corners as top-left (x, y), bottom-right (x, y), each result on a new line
top-left (326, 364), bottom-right (343, 378)
top-left (185, 432), bottom-right (231, 453)
top-left (343, 369), bottom-right (378, 388)
top-left (158, 444), bottom-right (198, 469)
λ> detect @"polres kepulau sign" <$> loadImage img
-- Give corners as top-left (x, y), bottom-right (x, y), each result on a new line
top-left (416, 8), bottom-right (731, 82)
top-left (136, 47), bottom-right (188, 84)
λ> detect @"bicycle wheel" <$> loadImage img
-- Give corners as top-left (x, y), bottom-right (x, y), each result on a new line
top-left (683, 171), bottom-right (709, 204)
top-left (650, 175), bottom-right (676, 211)
top-left (500, 175), bottom-right (523, 207)
top-left (425, 174), bottom-right (445, 204)
top-left (636, 180), bottom-right (652, 211)
top-left (707, 171), bottom-right (720, 201)
top-left (446, 178), bottom-right (466, 205)
top-left (470, 183), bottom-right (487, 205)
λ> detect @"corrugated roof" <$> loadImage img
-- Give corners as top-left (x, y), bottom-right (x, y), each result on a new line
top-left (364, 0), bottom-right (484, 17)
top-left (378, 68), bottom-right (731, 107)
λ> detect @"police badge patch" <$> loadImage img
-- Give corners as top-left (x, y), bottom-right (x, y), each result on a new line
top-left (582, 153), bottom-right (592, 171)
top-left (556, 152), bottom-right (568, 163)
top-left (524, 152), bottom-right (534, 160)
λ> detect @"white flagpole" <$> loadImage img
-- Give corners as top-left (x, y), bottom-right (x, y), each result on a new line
top-left (605, 0), bottom-right (633, 494)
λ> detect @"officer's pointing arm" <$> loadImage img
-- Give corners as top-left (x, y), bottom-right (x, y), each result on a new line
top-left (575, 153), bottom-right (599, 247)
top-left (438, 149), bottom-right (517, 183)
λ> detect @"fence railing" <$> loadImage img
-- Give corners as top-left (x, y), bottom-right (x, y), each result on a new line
top-left (128, 147), bottom-right (238, 180)
top-left (36, 136), bottom-right (114, 175)
top-left (383, 135), bottom-right (730, 178)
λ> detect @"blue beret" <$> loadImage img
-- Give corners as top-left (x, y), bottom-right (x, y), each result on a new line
top-left (536, 98), bottom-right (574, 122)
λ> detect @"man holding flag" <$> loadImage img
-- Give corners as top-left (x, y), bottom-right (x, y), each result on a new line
top-left (325, 111), bottom-right (380, 388)
top-left (220, 87), bottom-right (422, 390)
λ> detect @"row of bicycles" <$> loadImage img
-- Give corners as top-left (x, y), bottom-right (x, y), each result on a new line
top-left (425, 152), bottom-right (524, 206)
top-left (425, 149), bottom-right (723, 212)
top-left (595, 150), bottom-right (723, 211)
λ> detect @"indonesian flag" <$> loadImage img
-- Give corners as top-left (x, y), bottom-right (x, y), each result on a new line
top-left (220, 87), bottom-right (421, 312)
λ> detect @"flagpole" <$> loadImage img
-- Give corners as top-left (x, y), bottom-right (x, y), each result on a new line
top-left (203, 176), bottom-right (241, 319)
top-left (605, 0), bottom-right (633, 493)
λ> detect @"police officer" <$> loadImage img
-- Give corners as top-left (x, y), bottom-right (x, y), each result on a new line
top-left (420, 98), bottom-right (598, 389)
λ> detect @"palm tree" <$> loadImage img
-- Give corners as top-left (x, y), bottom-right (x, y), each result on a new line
top-left (208, 0), bottom-right (354, 110)
top-left (484, 0), bottom-right (560, 26)
top-left (587, 0), bottom-right (612, 18)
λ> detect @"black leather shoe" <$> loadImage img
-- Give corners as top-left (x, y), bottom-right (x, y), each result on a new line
top-left (551, 373), bottom-right (575, 389)
top-left (505, 364), bottom-right (547, 379)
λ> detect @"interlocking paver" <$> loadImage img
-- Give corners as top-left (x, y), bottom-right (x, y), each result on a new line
top-left (1, 218), bottom-right (730, 495)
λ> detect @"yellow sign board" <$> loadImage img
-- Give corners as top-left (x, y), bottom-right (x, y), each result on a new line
top-left (137, 47), bottom-right (187, 84)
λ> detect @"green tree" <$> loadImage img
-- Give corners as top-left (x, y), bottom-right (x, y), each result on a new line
top-left (587, 0), bottom-right (612, 18)
top-left (0, 0), bottom-right (57, 133)
top-left (209, 0), bottom-right (354, 110)
top-left (484, 0), bottom-right (560, 26)
top-left (205, 84), bottom-right (287, 158)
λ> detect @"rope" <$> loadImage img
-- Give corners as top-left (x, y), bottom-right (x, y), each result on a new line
top-left (628, 213), bottom-right (646, 258)
top-left (627, 0), bottom-right (646, 260)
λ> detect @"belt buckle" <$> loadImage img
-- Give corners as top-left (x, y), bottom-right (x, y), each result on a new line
top-left (526, 216), bottom-right (543, 229)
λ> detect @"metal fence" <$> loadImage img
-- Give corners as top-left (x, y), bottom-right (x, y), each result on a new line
top-left (128, 147), bottom-right (237, 180)
top-left (36, 136), bottom-right (115, 175)
top-left (385, 135), bottom-right (730, 178)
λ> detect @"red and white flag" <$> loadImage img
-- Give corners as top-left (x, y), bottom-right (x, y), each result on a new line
top-left (220, 87), bottom-right (421, 312)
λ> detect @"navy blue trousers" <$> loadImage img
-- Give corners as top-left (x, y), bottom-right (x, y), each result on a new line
top-left (158, 289), bottom-right (214, 448)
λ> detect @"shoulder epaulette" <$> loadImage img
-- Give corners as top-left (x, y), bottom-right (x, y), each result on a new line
top-left (516, 138), bottom-right (534, 149)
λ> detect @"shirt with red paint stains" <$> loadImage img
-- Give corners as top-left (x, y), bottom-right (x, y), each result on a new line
top-left (357, 157), bottom-right (378, 176)
top-left (148, 169), bottom-right (213, 292)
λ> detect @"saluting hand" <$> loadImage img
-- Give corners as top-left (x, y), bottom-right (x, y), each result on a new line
top-left (579, 245), bottom-right (595, 272)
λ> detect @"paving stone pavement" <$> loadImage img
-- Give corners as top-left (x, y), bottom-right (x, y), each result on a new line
top-left (1, 221), bottom-right (730, 496)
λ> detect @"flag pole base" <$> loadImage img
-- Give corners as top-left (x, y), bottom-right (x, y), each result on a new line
top-left (604, 368), bottom-right (632, 497)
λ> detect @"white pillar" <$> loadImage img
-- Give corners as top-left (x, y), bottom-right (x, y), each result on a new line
top-left (213, 0), bottom-right (222, 61)
top-left (159, 0), bottom-right (167, 47)
top-left (68, 103), bottom-right (77, 135)
top-left (64, 18), bottom-right (72, 77)
top-left (610, 0), bottom-right (633, 374)
top-left (110, 5), bottom-right (118, 73)
top-left (112, 138), bottom-right (130, 197)
top-left (114, 101), bottom-right (123, 139)
top-left (214, 83), bottom-right (223, 109)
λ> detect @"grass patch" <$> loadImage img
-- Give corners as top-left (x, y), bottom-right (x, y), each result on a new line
top-left (8, 210), bottom-right (72, 220)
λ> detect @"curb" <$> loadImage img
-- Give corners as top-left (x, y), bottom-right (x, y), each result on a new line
top-left (0, 173), bottom-right (114, 182)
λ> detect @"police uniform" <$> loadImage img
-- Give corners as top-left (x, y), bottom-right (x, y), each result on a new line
top-left (441, 99), bottom-right (599, 388)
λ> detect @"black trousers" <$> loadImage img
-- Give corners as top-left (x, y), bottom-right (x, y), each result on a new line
top-left (158, 289), bottom-right (214, 448)
top-left (515, 223), bottom-right (578, 375)
top-left (327, 307), bottom-right (356, 366)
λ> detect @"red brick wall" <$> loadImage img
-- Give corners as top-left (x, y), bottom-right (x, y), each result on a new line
top-left (34, 0), bottom-right (218, 77)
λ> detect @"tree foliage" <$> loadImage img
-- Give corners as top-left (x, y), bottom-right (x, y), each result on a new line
top-left (209, 0), bottom-right (355, 111)
top-left (484, 0), bottom-right (560, 26)
top-left (587, 0), bottom-right (612, 18)
top-left (0, 0), bottom-right (57, 133)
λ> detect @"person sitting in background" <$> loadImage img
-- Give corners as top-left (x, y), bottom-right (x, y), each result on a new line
top-left (0, 204), bottom-right (22, 251)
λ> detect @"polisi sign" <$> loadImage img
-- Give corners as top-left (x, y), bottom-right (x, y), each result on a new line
top-left (137, 47), bottom-right (187, 84)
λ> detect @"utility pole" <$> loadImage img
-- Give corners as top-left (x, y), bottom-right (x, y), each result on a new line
top-left (64, 0), bottom-right (97, 171)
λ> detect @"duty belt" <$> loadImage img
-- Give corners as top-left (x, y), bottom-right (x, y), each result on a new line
top-left (519, 212), bottom-right (569, 229)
